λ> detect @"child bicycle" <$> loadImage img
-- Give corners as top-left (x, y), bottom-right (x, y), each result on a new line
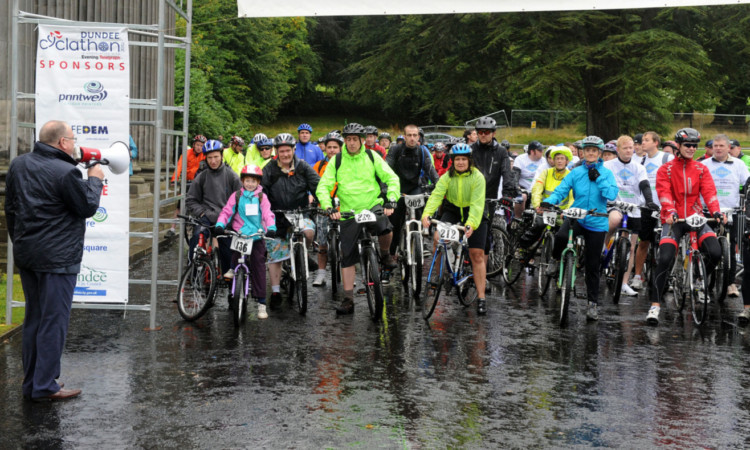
top-left (223, 229), bottom-right (270, 326)
top-left (175, 214), bottom-right (222, 321)
top-left (422, 218), bottom-right (478, 320)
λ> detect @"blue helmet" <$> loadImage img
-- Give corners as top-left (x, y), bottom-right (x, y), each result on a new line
top-left (253, 133), bottom-right (268, 144)
top-left (298, 123), bottom-right (313, 133)
top-left (449, 143), bottom-right (472, 156)
top-left (203, 139), bottom-right (223, 154)
top-left (258, 138), bottom-right (274, 148)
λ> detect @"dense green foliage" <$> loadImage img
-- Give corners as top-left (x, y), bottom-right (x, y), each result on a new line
top-left (178, 2), bottom-right (750, 139)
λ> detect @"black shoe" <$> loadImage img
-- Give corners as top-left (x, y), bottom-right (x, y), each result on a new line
top-left (269, 292), bottom-right (282, 310)
top-left (477, 298), bottom-right (487, 315)
top-left (335, 297), bottom-right (354, 315)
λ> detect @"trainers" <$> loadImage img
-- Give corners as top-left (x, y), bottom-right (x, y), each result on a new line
top-left (269, 292), bottom-right (282, 310)
top-left (224, 270), bottom-right (234, 279)
top-left (646, 305), bottom-right (660, 325)
top-left (738, 308), bottom-right (750, 326)
top-left (477, 298), bottom-right (487, 315)
top-left (728, 284), bottom-right (740, 298)
top-left (335, 297), bottom-right (354, 315)
top-left (312, 272), bottom-right (326, 287)
top-left (257, 304), bottom-right (268, 319)
top-left (166, 228), bottom-right (176, 238)
top-left (586, 302), bottom-right (599, 321)
top-left (630, 276), bottom-right (644, 290)
top-left (621, 283), bottom-right (637, 296)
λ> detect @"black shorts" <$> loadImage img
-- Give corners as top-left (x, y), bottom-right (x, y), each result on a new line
top-left (339, 205), bottom-right (393, 268)
top-left (638, 213), bottom-right (658, 242)
top-left (438, 210), bottom-right (489, 250)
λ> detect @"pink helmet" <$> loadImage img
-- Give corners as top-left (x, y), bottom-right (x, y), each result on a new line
top-left (240, 164), bottom-right (263, 179)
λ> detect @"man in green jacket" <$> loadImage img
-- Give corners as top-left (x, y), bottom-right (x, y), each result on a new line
top-left (223, 136), bottom-right (246, 174)
top-left (317, 123), bottom-right (401, 314)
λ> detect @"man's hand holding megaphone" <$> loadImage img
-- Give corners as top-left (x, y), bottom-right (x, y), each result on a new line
top-left (78, 141), bottom-right (131, 175)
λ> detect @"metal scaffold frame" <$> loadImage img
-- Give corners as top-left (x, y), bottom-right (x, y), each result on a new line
top-left (6, 0), bottom-right (193, 330)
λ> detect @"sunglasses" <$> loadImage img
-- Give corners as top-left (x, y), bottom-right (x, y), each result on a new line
top-left (476, 130), bottom-right (493, 135)
top-left (682, 143), bottom-right (698, 149)
top-left (259, 147), bottom-right (272, 151)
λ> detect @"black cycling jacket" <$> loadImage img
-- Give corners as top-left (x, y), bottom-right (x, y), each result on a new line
top-left (470, 139), bottom-right (517, 198)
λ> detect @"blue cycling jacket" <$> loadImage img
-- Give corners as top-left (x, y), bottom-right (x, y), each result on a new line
top-left (545, 158), bottom-right (618, 232)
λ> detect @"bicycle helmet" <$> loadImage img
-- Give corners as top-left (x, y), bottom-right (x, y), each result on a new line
top-left (274, 133), bottom-right (296, 148)
top-left (230, 135), bottom-right (245, 147)
top-left (342, 122), bottom-right (366, 137)
top-left (418, 127), bottom-right (425, 138)
top-left (240, 164), bottom-right (263, 179)
top-left (474, 116), bottom-right (497, 130)
top-left (253, 133), bottom-right (268, 144)
top-left (396, 135), bottom-right (405, 143)
top-left (297, 123), bottom-right (313, 133)
top-left (674, 127), bottom-right (700, 144)
top-left (662, 140), bottom-right (679, 152)
top-left (364, 125), bottom-right (378, 135)
top-left (603, 142), bottom-right (617, 154)
top-left (317, 136), bottom-right (325, 144)
top-left (433, 142), bottom-right (446, 152)
top-left (202, 139), bottom-right (223, 154)
top-left (527, 140), bottom-right (544, 152)
top-left (581, 135), bottom-right (605, 150)
top-left (500, 139), bottom-right (511, 148)
top-left (573, 140), bottom-right (583, 149)
top-left (549, 146), bottom-right (573, 161)
top-left (378, 132), bottom-right (391, 141)
top-left (324, 131), bottom-right (344, 146)
top-left (258, 138), bottom-right (274, 148)
top-left (193, 134), bottom-right (207, 144)
top-left (449, 143), bottom-right (472, 156)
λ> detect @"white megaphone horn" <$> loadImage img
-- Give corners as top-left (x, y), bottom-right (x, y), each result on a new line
top-left (78, 141), bottom-right (130, 175)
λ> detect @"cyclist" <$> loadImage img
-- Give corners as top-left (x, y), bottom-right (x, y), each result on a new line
top-left (633, 133), bottom-right (644, 158)
top-left (317, 136), bottom-right (326, 152)
top-left (421, 143), bottom-right (488, 314)
top-left (432, 142), bottom-right (451, 176)
top-left (312, 131), bottom-right (344, 287)
top-left (631, 131), bottom-right (673, 290)
top-left (729, 139), bottom-right (750, 170)
top-left (245, 133), bottom-right (273, 167)
top-left (541, 135), bottom-right (619, 321)
top-left (295, 123), bottom-right (325, 166)
top-left (185, 139), bottom-right (241, 276)
top-left (601, 142), bottom-right (617, 162)
top-left (463, 128), bottom-right (478, 145)
top-left (646, 128), bottom-right (724, 325)
top-left (215, 165), bottom-right (277, 319)
top-left (364, 125), bottom-right (387, 158)
top-left (603, 134), bottom-right (656, 296)
top-left (470, 116), bottom-right (517, 311)
top-left (696, 139), bottom-right (713, 162)
top-left (168, 134), bottom-right (207, 236)
top-left (386, 124), bottom-right (439, 277)
top-left (262, 132), bottom-right (321, 309)
top-left (316, 123), bottom-right (400, 315)
top-left (699, 134), bottom-right (750, 298)
top-left (518, 146), bottom-right (574, 255)
top-left (662, 140), bottom-right (678, 155)
top-left (378, 132), bottom-right (392, 152)
top-left (223, 135), bottom-right (246, 175)
top-left (512, 140), bottom-right (545, 218)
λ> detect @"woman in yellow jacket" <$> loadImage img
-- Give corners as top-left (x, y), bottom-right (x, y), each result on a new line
top-left (421, 143), bottom-right (489, 314)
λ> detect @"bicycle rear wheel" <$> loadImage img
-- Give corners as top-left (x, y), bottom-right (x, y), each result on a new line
top-left (398, 232), bottom-right (410, 297)
top-left (486, 225), bottom-right (507, 278)
top-left (295, 247), bottom-right (308, 315)
top-left (611, 238), bottom-right (630, 305)
top-left (537, 232), bottom-right (554, 296)
top-left (502, 229), bottom-right (523, 285)
top-left (423, 245), bottom-right (445, 320)
top-left (457, 251), bottom-right (478, 307)
top-left (559, 252), bottom-right (575, 327)
top-left (231, 267), bottom-right (248, 327)
top-left (364, 247), bottom-right (384, 321)
top-left (713, 235), bottom-right (731, 306)
top-left (410, 232), bottom-right (424, 301)
top-left (328, 230), bottom-right (341, 295)
top-left (690, 251), bottom-right (710, 326)
top-left (177, 258), bottom-right (217, 321)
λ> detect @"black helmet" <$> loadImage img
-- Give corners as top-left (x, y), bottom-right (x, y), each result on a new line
top-left (418, 127), bottom-right (425, 137)
top-left (633, 133), bottom-right (643, 144)
top-left (324, 131), bottom-right (344, 146)
top-left (364, 125), bottom-right (378, 135)
top-left (674, 128), bottom-right (700, 144)
top-left (527, 140), bottom-right (544, 152)
top-left (274, 133), bottom-right (296, 148)
top-left (474, 116), bottom-right (497, 131)
top-left (500, 139), bottom-right (511, 149)
top-left (342, 122), bottom-right (366, 137)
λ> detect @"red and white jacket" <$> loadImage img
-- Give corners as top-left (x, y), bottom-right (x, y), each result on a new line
top-left (655, 156), bottom-right (720, 224)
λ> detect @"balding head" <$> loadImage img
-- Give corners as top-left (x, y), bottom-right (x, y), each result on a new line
top-left (39, 120), bottom-right (71, 148)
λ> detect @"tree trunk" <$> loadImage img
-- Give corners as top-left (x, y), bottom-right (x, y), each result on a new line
top-left (583, 67), bottom-right (621, 141)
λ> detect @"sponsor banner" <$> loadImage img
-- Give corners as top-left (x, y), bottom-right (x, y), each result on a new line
top-left (36, 25), bottom-right (130, 303)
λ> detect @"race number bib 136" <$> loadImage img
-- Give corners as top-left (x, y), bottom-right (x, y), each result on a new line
top-left (230, 236), bottom-right (253, 255)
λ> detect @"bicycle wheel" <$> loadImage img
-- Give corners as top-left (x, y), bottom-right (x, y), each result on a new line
top-left (501, 229), bottom-right (523, 285)
top-left (410, 232), bottom-right (424, 300)
top-left (177, 258), bottom-right (217, 321)
top-left (537, 232), bottom-right (554, 296)
top-left (611, 238), bottom-right (630, 305)
top-left (643, 241), bottom-right (656, 284)
top-left (364, 247), bottom-right (385, 321)
top-left (559, 252), bottom-right (575, 327)
top-left (231, 267), bottom-right (248, 327)
top-left (713, 235), bottom-right (731, 306)
top-left (457, 250), bottom-right (478, 307)
top-left (486, 226), bottom-right (507, 278)
top-left (295, 247), bottom-right (308, 315)
top-left (280, 259), bottom-right (295, 302)
top-left (690, 251), bottom-right (710, 326)
top-left (328, 230), bottom-right (341, 295)
top-left (398, 232), bottom-right (410, 297)
top-left (423, 245), bottom-right (445, 320)
top-left (672, 242), bottom-right (687, 311)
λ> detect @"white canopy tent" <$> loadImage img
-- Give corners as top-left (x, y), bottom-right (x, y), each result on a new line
top-left (238, 0), bottom-right (749, 18)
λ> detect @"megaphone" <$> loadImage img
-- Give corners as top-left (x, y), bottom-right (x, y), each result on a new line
top-left (78, 141), bottom-right (130, 175)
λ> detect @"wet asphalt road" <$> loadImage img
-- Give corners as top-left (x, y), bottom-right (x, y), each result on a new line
top-left (2, 243), bottom-right (750, 448)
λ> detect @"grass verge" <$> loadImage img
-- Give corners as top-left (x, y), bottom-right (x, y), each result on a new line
top-left (0, 273), bottom-right (25, 337)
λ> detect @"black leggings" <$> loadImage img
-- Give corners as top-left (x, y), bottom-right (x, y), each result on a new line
top-left (552, 219), bottom-right (606, 305)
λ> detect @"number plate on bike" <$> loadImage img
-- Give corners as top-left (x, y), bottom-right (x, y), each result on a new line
top-left (355, 210), bottom-right (377, 223)
top-left (542, 211), bottom-right (557, 226)
top-left (230, 236), bottom-right (253, 255)
top-left (404, 195), bottom-right (425, 209)
top-left (437, 223), bottom-right (460, 242)
top-left (685, 214), bottom-right (707, 228)
top-left (562, 208), bottom-right (587, 219)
